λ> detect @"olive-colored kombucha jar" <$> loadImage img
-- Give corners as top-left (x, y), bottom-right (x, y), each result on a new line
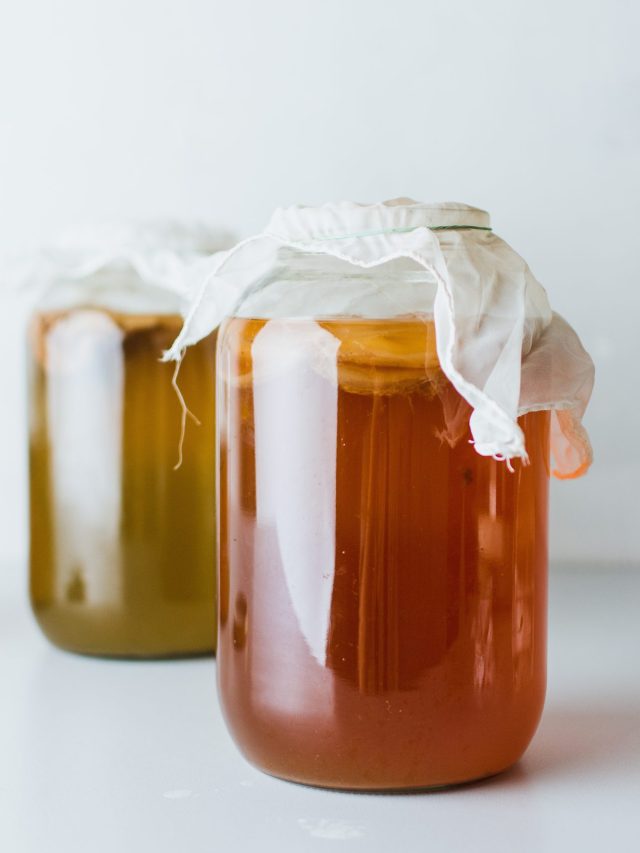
top-left (28, 270), bottom-right (217, 658)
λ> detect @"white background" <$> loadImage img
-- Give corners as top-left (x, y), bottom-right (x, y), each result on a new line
top-left (1, 0), bottom-right (639, 568)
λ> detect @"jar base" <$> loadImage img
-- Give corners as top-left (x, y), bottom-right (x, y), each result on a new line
top-left (255, 761), bottom-right (521, 794)
top-left (50, 644), bottom-right (216, 661)
top-left (31, 604), bottom-right (216, 659)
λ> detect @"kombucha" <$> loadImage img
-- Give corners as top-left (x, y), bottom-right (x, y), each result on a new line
top-left (29, 308), bottom-right (217, 657)
top-left (217, 316), bottom-right (550, 789)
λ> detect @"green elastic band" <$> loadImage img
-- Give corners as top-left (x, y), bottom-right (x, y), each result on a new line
top-left (313, 224), bottom-right (492, 241)
top-left (429, 225), bottom-right (492, 232)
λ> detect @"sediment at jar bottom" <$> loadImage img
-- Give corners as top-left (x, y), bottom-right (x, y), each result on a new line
top-left (220, 681), bottom-right (546, 790)
top-left (29, 307), bottom-right (217, 658)
top-left (217, 315), bottom-right (550, 789)
top-left (32, 601), bottom-right (216, 659)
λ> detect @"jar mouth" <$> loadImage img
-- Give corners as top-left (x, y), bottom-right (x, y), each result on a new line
top-left (308, 223), bottom-right (493, 242)
top-left (266, 200), bottom-right (492, 243)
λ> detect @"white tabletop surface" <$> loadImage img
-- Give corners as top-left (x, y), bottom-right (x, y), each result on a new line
top-left (1, 564), bottom-right (639, 853)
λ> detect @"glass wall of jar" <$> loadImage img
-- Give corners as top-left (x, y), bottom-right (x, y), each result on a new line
top-left (216, 250), bottom-right (551, 789)
top-left (29, 270), bottom-right (217, 657)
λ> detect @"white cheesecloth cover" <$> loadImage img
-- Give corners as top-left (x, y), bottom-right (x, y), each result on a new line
top-left (166, 200), bottom-right (594, 479)
top-left (8, 220), bottom-right (232, 314)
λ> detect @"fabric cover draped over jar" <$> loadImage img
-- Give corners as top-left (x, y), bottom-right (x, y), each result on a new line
top-left (7, 220), bottom-right (233, 315)
top-left (166, 199), bottom-right (594, 479)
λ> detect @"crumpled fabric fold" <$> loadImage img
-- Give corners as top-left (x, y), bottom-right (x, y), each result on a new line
top-left (3, 220), bottom-right (233, 315)
top-left (166, 200), bottom-right (594, 478)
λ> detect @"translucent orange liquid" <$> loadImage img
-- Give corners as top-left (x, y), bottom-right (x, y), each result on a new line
top-left (217, 317), bottom-right (550, 789)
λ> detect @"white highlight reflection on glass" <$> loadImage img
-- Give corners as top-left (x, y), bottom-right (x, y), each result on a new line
top-left (252, 319), bottom-right (339, 666)
top-left (47, 311), bottom-right (124, 604)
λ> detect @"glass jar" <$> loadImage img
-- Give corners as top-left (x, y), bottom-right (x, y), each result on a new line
top-left (28, 270), bottom-right (217, 657)
top-left (216, 250), bottom-right (550, 789)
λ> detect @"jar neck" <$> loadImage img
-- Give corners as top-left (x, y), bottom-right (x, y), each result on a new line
top-left (233, 246), bottom-right (437, 320)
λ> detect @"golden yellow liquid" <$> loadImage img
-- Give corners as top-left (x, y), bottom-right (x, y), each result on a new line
top-left (217, 316), bottom-right (550, 789)
top-left (29, 308), bottom-right (217, 657)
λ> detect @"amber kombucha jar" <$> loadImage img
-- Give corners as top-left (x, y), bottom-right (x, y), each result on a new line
top-left (29, 277), bottom-right (217, 657)
top-left (216, 254), bottom-right (550, 790)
